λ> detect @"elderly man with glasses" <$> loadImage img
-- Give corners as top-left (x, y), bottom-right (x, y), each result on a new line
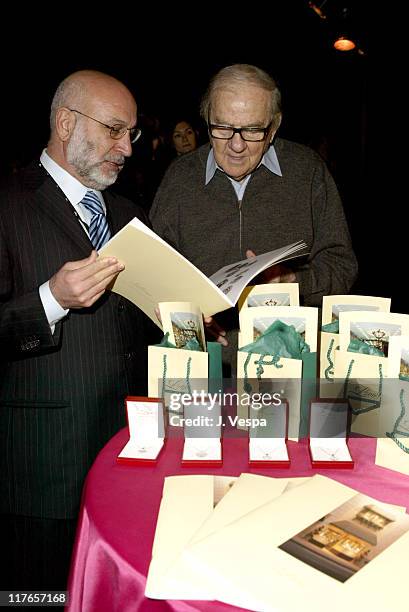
top-left (150, 63), bottom-right (358, 375)
top-left (0, 70), bottom-right (157, 593)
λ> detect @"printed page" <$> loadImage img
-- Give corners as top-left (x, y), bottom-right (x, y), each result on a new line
top-left (209, 241), bottom-right (308, 306)
top-left (181, 475), bottom-right (409, 611)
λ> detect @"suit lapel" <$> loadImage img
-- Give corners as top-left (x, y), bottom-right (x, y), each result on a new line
top-left (104, 191), bottom-right (133, 235)
top-left (25, 162), bottom-right (93, 254)
top-left (104, 191), bottom-right (121, 235)
top-left (23, 161), bottom-right (139, 253)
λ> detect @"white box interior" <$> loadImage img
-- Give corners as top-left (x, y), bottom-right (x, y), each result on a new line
top-left (249, 399), bottom-right (287, 439)
top-left (118, 438), bottom-right (164, 460)
top-left (118, 400), bottom-right (165, 460)
top-left (249, 438), bottom-right (289, 461)
top-left (183, 437), bottom-right (221, 461)
top-left (309, 400), bottom-right (352, 462)
top-left (309, 400), bottom-right (349, 438)
top-left (310, 437), bottom-right (352, 462)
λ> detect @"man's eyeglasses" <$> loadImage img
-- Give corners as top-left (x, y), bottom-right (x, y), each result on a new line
top-left (69, 108), bottom-right (141, 143)
top-left (208, 120), bottom-right (272, 142)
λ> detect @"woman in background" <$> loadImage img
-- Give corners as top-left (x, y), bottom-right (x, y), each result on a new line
top-left (171, 118), bottom-right (199, 156)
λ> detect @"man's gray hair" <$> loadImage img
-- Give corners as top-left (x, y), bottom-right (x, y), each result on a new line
top-left (200, 64), bottom-right (282, 130)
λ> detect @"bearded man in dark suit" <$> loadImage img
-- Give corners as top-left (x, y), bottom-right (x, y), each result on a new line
top-left (0, 70), bottom-right (156, 591)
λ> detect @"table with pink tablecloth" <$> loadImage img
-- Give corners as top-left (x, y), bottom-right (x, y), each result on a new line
top-left (67, 428), bottom-right (409, 612)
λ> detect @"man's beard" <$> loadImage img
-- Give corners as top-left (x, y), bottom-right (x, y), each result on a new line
top-left (67, 129), bottom-right (125, 190)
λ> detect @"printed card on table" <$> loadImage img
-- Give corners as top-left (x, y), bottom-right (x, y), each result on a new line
top-left (238, 282), bottom-right (300, 311)
top-left (338, 311), bottom-right (409, 355)
top-left (159, 301), bottom-right (206, 352)
top-left (321, 295), bottom-right (391, 326)
top-left (239, 305), bottom-right (318, 352)
top-left (279, 493), bottom-right (409, 583)
top-left (387, 334), bottom-right (409, 379)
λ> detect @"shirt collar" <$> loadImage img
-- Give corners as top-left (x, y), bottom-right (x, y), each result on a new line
top-left (205, 144), bottom-right (282, 185)
top-left (40, 149), bottom-right (103, 206)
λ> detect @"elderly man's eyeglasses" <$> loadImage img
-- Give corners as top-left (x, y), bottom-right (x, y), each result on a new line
top-left (69, 109), bottom-right (141, 143)
top-left (208, 121), bottom-right (273, 142)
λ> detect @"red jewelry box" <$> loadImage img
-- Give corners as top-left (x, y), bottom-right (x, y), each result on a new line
top-left (248, 399), bottom-right (290, 468)
top-left (117, 396), bottom-right (167, 465)
top-left (308, 398), bottom-right (354, 469)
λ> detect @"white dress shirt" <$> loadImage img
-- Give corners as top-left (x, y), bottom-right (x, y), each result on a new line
top-left (39, 150), bottom-right (106, 331)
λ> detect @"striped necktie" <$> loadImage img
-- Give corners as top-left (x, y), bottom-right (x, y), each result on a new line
top-left (81, 191), bottom-right (111, 250)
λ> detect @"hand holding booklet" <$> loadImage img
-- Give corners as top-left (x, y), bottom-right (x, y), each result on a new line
top-left (99, 217), bottom-right (308, 325)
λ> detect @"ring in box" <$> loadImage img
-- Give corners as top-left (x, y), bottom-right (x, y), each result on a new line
top-left (117, 396), bottom-right (166, 465)
top-left (181, 393), bottom-right (223, 466)
top-left (248, 399), bottom-right (290, 467)
top-left (308, 398), bottom-right (354, 468)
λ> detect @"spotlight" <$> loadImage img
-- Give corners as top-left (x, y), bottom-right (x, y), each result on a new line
top-left (333, 36), bottom-right (356, 51)
top-left (333, 7), bottom-right (357, 52)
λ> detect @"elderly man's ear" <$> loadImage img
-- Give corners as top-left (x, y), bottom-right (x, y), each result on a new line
top-left (270, 114), bottom-right (282, 144)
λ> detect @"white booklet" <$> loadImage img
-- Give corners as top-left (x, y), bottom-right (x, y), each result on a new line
top-left (100, 217), bottom-right (308, 326)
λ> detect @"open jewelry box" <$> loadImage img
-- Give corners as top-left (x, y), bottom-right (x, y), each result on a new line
top-left (117, 396), bottom-right (166, 465)
top-left (308, 398), bottom-right (354, 468)
top-left (181, 394), bottom-right (223, 466)
top-left (248, 399), bottom-right (290, 467)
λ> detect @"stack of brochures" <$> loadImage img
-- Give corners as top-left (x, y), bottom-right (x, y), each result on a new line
top-left (145, 473), bottom-right (409, 611)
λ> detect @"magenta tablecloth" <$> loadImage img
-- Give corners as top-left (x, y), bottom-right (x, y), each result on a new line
top-left (67, 429), bottom-right (409, 612)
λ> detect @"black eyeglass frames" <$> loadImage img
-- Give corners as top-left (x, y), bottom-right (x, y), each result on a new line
top-left (208, 116), bottom-right (272, 142)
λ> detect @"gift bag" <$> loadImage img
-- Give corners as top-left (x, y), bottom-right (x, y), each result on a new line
top-left (333, 346), bottom-right (387, 437)
top-left (376, 376), bottom-right (409, 475)
top-left (236, 321), bottom-right (317, 440)
top-left (319, 296), bottom-right (392, 399)
top-left (319, 321), bottom-right (340, 399)
top-left (148, 337), bottom-right (222, 411)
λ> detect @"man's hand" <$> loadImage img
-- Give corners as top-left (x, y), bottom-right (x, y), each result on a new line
top-left (246, 249), bottom-right (296, 283)
top-left (49, 250), bottom-right (125, 309)
top-left (204, 316), bottom-right (228, 346)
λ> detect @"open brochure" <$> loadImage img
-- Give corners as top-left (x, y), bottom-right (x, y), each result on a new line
top-left (99, 217), bottom-right (308, 325)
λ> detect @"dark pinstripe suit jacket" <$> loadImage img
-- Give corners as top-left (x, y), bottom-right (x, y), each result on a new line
top-left (0, 161), bottom-right (156, 519)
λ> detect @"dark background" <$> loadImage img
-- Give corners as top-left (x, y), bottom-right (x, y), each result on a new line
top-left (1, 2), bottom-right (403, 312)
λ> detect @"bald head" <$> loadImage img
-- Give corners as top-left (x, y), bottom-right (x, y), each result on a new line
top-left (50, 70), bottom-right (136, 132)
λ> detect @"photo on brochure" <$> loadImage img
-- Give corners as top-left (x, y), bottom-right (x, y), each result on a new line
top-left (279, 493), bottom-right (409, 583)
top-left (349, 321), bottom-right (402, 357)
top-left (388, 336), bottom-right (409, 379)
top-left (321, 295), bottom-right (391, 326)
top-left (249, 293), bottom-right (291, 307)
top-left (238, 283), bottom-right (300, 310)
top-left (338, 311), bottom-right (409, 355)
top-left (400, 348), bottom-right (409, 379)
top-left (239, 305), bottom-right (318, 351)
top-left (252, 316), bottom-right (306, 342)
top-left (159, 302), bottom-right (206, 352)
top-left (330, 303), bottom-right (379, 324)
